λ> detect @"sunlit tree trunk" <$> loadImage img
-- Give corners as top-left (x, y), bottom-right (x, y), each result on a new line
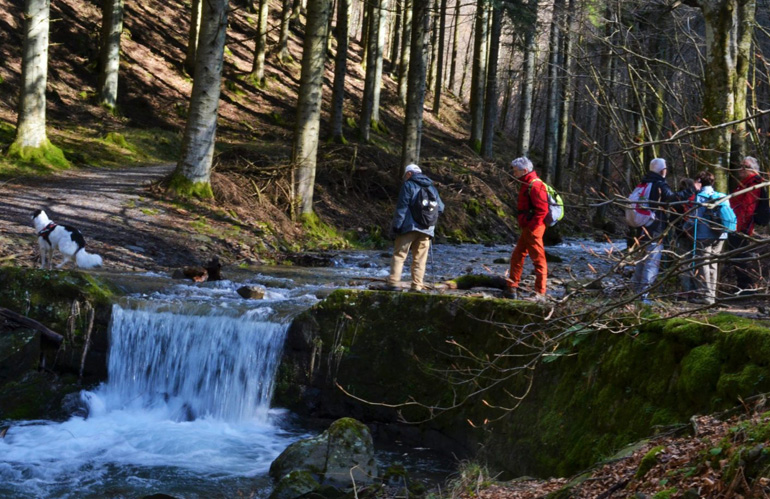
top-left (9, 0), bottom-right (67, 166)
top-left (683, 0), bottom-right (756, 191)
top-left (98, 0), bottom-right (123, 109)
top-left (468, 0), bottom-right (488, 152)
top-left (184, 0), bottom-right (202, 75)
top-left (432, 0), bottom-right (447, 115)
top-left (171, 0), bottom-right (230, 198)
top-left (330, 0), bottom-right (350, 142)
top-left (397, 0), bottom-right (412, 105)
top-left (400, 0), bottom-right (430, 173)
top-left (730, 0), bottom-right (755, 178)
top-left (480, 3), bottom-right (500, 159)
top-left (293, 0), bottom-right (332, 215)
top-left (250, 0), bottom-right (270, 86)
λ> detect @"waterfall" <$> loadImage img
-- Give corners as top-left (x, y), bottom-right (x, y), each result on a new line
top-left (101, 304), bottom-right (289, 422)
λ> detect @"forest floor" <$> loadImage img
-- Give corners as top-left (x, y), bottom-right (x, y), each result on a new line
top-left (457, 404), bottom-right (770, 499)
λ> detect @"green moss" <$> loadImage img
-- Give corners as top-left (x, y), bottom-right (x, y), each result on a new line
top-left (7, 138), bottom-right (70, 169)
top-left (636, 445), bottom-right (665, 478)
top-left (167, 172), bottom-right (214, 199)
top-left (345, 117), bottom-right (356, 128)
top-left (471, 139), bottom-right (481, 154)
top-left (301, 212), bottom-right (349, 249)
top-left (465, 198), bottom-right (482, 217)
top-left (102, 132), bottom-right (134, 152)
top-left (653, 488), bottom-right (678, 499)
top-left (678, 344), bottom-right (721, 404)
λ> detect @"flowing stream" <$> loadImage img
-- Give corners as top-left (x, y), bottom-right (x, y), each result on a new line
top-left (0, 241), bottom-right (619, 498)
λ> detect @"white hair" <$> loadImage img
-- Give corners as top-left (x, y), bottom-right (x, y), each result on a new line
top-left (511, 157), bottom-right (533, 173)
top-left (649, 158), bottom-right (667, 173)
top-left (743, 156), bottom-right (760, 172)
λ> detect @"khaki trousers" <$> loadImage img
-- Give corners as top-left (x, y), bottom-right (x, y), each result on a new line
top-left (387, 232), bottom-right (431, 290)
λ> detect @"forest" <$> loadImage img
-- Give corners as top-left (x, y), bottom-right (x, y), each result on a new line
top-left (3, 0), bottom-right (770, 497)
top-left (2, 0), bottom-right (769, 235)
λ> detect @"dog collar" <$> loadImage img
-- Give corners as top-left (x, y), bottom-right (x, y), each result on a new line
top-left (38, 222), bottom-right (57, 241)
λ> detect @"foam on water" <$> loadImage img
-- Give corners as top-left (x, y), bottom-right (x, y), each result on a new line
top-left (0, 302), bottom-right (302, 498)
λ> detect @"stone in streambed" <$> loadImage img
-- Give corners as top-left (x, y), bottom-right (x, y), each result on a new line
top-left (269, 417), bottom-right (378, 492)
top-left (237, 286), bottom-right (266, 299)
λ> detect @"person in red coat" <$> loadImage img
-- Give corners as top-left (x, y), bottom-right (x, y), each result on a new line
top-left (506, 157), bottom-right (549, 300)
top-left (729, 156), bottom-right (764, 294)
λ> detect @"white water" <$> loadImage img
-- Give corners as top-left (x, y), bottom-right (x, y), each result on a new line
top-left (0, 303), bottom-right (301, 499)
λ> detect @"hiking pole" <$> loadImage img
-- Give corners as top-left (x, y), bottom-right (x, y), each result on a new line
top-left (429, 241), bottom-right (435, 290)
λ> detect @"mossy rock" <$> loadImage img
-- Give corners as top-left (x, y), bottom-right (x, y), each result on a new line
top-left (270, 417), bottom-right (378, 489)
top-left (269, 470), bottom-right (320, 499)
top-left (0, 327), bottom-right (40, 385)
top-left (275, 289), bottom-right (770, 478)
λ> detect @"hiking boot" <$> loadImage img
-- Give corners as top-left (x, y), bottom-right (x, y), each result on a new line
top-left (502, 288), bottom-right (518, 299)
top-left (382, 284), bottom-right (402, 292)
top-left (532, 293), bottom-right (548, 303)
top-left (409, 287), bottom-right (425, 293)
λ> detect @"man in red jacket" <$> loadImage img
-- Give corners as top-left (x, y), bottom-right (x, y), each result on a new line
top-left (729, 156), bottom-right (763, 294)
top-left (505, 157), bottom-right (549, 300)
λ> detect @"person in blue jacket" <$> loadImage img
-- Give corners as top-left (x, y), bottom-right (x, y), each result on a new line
top-left (386, 164), bottom-right (444, 292)
top-left (684, 170), bottom-right (729, 305)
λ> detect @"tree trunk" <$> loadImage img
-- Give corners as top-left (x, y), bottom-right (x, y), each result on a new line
top-left (400, 0), bottom-right (430, 173)
top-left (543, 0), bottom-right (563, 183)
top-left (458, 17), bottom-right (474, 99)
top-left (389, 0), bottom-right (402, 72)
top-left (10, 0), bottom-right (68, 166)
top-left (171, 0), bottom-right (230, 198)
top-left (499, 53), bottom-right (513, 130)
top-left (555, 0), bottom-right (575, 189)
top-left (330, 0), bottom-right (350, 142)
top-left (372, 0), bottom-right (389, 122)
top-left (729, 0), bottom-right (755, 181)
top-left (360, 0), bottom-right (385, 141)
top-left (432, 0), bottom-right (447, 115)
top-left (448, 0), bottom-right (460, 92)
top-left (397, 0), bottom-right (412, 105)
top-left (593, 5), bottom-right (614, 226)
top-left (184, 0), bottom-right (202, 75)
top-left (516, 0), bottom-right (539, 158)
top-left (250, 0), bottom-right (270, 86)
top-left (98, 0), bottom-right (123, 109)
top-left (426, 0), bottom-right (439, 92)
top-left (292, 0), bottom-right (332, 215)
top-left (468, 0), bottom-right (488, 152)
top-left (480, 3), bottom-right (500, 159)
top-left (291, 0), bottom-right (303, 29)
top-left (690, 0), bottom-right (755, 191)
top-left (278, 0), bottom-right (293, 62)
top-left (361, 0), bottom-right (373, 70)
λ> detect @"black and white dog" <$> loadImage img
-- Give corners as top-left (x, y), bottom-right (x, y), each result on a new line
top-left (32, 210), bottom-right (103, 269)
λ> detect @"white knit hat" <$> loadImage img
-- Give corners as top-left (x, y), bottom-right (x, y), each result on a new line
top-left (404, 164), bottom-right (422, 176)
top-left (649, 158), bottom-right (667, 174)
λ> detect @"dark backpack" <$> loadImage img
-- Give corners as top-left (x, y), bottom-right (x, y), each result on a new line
top-left (754, 185), bottom-right (770, 226)
top-left (409, 185), bottom-right (440, 229)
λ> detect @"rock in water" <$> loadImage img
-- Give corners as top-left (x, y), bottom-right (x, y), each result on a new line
top-left (269, 417), bottom-right (378, 492)
top-left (236, 286), bottom-right (266, 299)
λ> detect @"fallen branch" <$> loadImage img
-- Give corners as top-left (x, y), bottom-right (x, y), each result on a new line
top-left (0, 307), bottom-right (64, 346)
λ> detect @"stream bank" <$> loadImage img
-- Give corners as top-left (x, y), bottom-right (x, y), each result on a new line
top-left (3, 265), bottom-right (770, 490)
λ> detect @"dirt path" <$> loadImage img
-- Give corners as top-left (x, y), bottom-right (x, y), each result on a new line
top-left (0, 165), bottom-right (251, 272)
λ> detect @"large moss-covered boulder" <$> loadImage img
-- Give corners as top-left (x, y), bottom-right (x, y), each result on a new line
top-left (275, 289), bottom-right (770, 479)
top-left (270, 418), bottom-right (378, 490)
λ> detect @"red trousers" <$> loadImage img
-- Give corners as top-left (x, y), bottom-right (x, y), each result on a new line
top-left (508, 225), bottom-right (548, 294)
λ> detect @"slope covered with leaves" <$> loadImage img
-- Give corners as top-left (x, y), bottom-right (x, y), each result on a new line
top-left (0, 0), bottom-right (565, 249)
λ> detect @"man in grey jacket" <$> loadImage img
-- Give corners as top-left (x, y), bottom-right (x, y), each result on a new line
top-left (386, 164), bottom-right (444, 292)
